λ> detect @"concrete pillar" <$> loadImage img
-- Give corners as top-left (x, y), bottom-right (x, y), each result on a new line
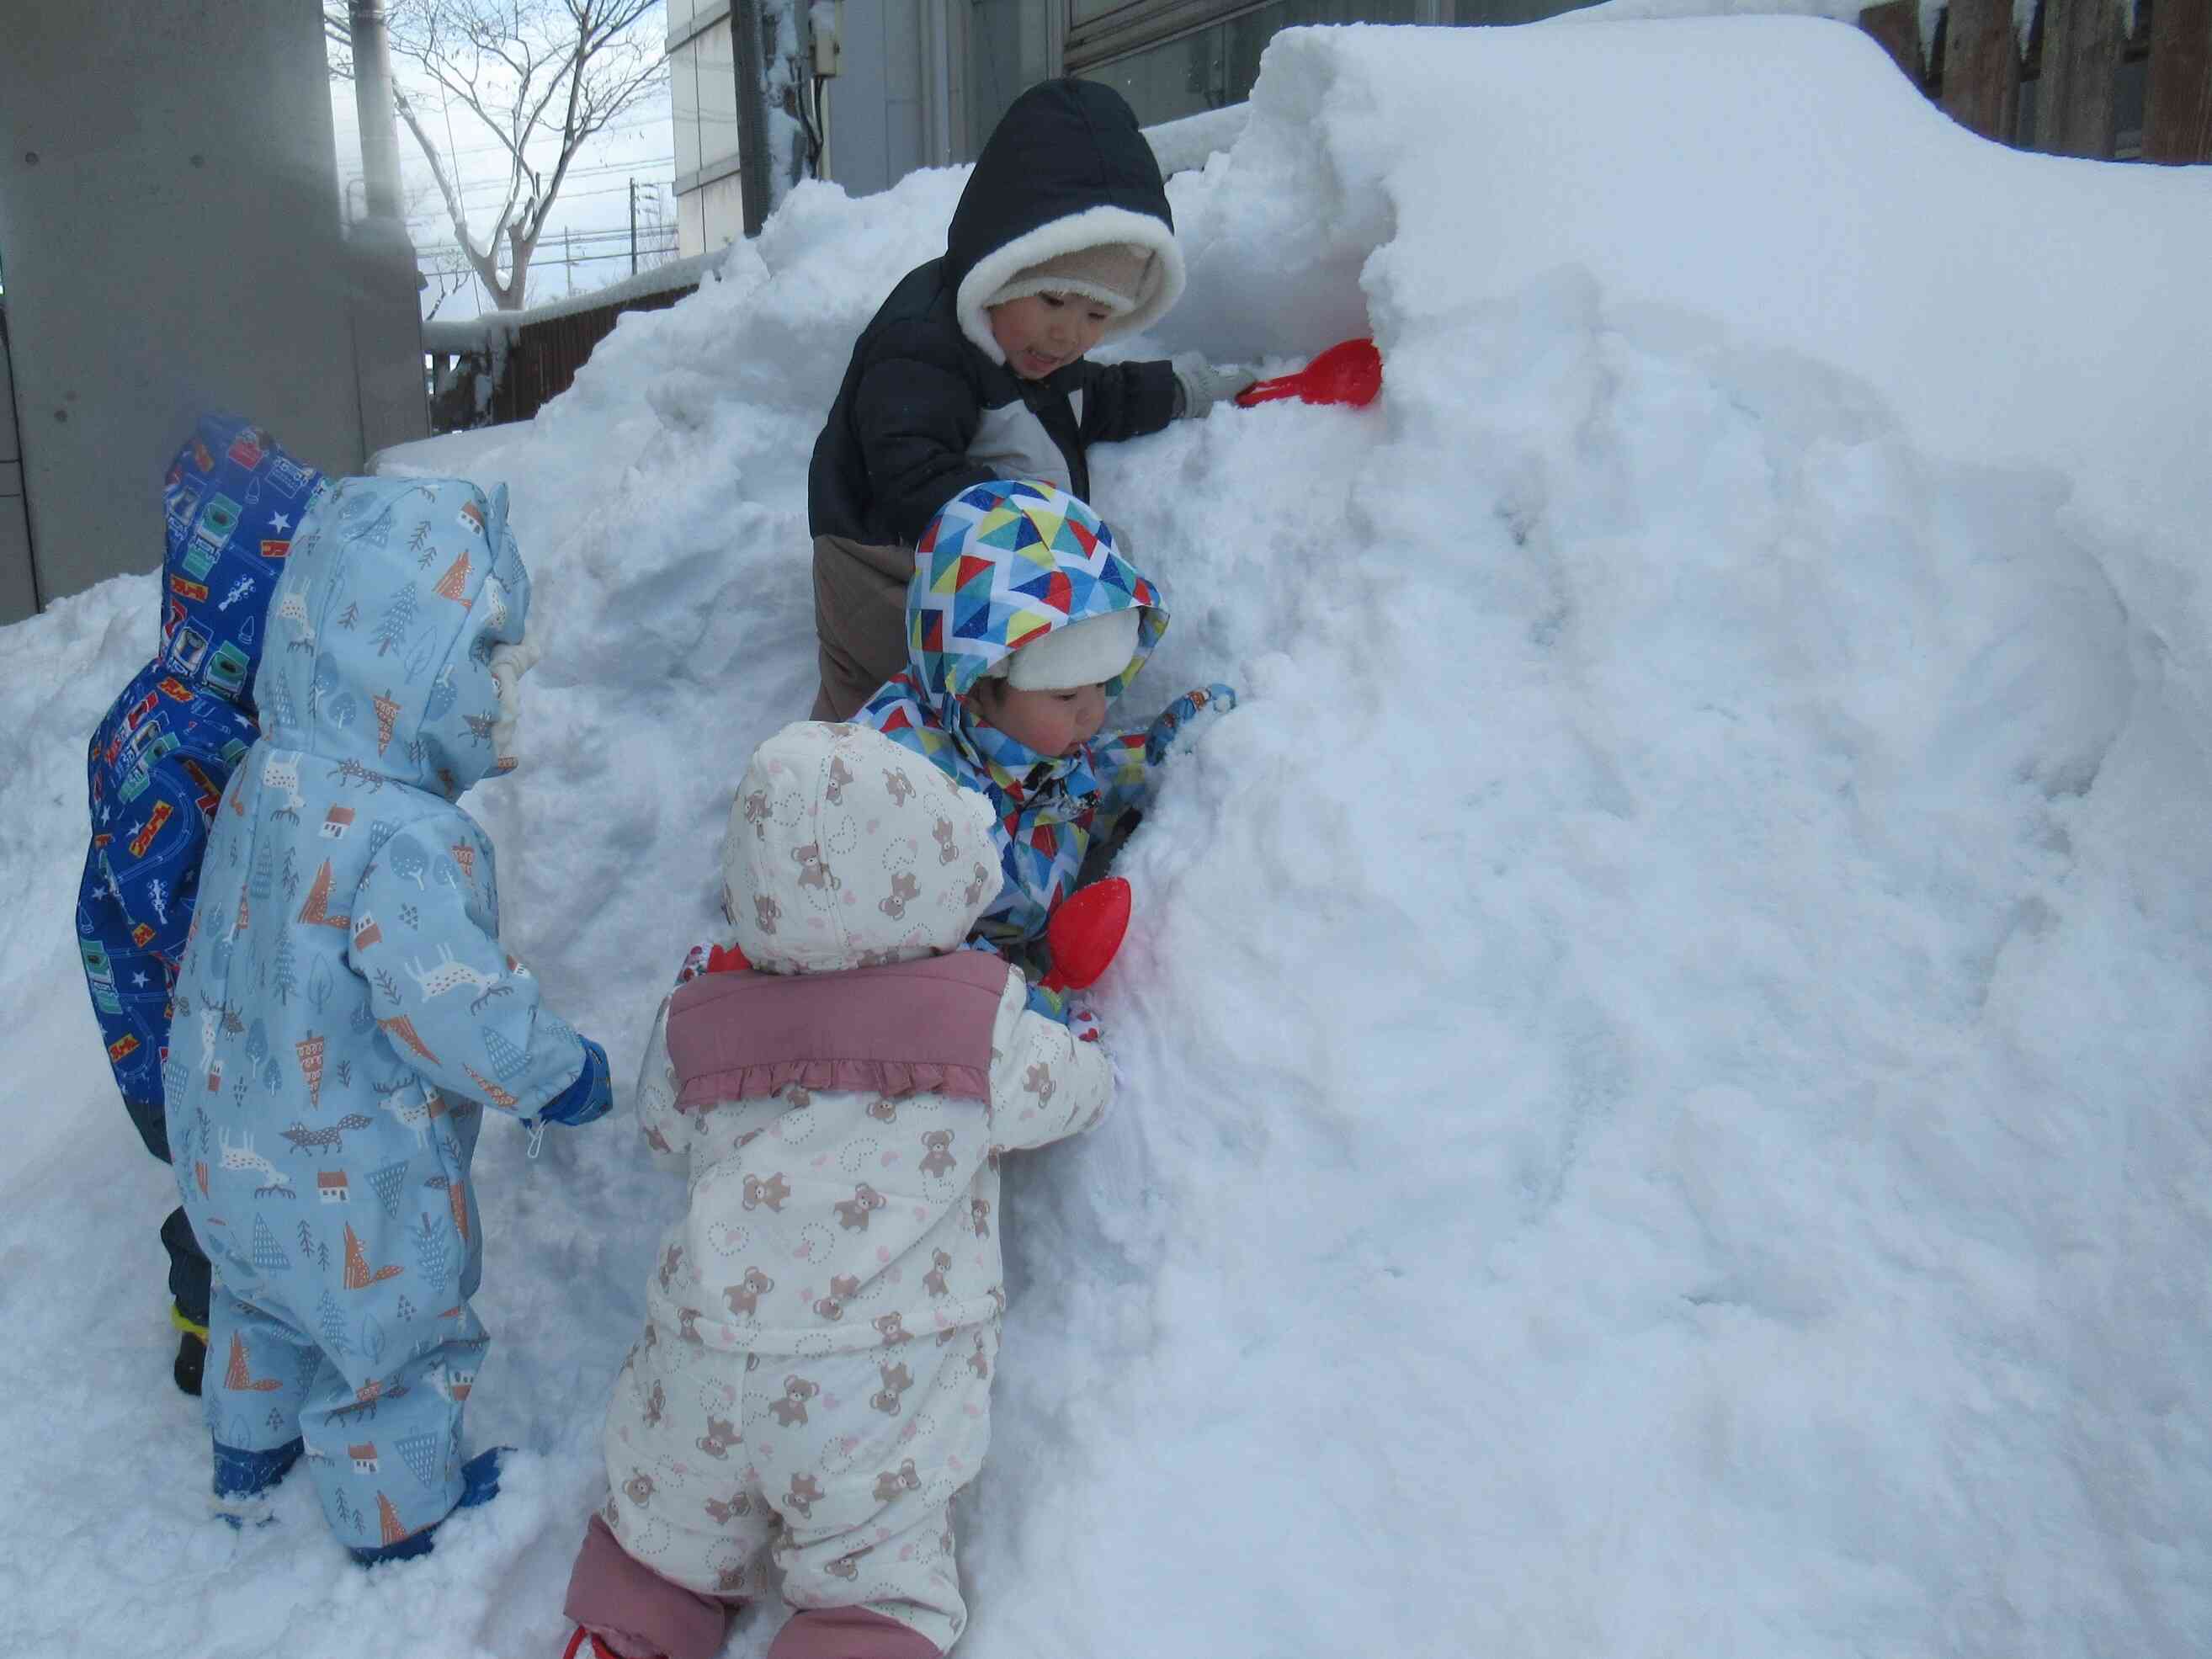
top-left (0, 0), bottom-right (371, 607)
top-left (348, 1), bottom-right (430, 456)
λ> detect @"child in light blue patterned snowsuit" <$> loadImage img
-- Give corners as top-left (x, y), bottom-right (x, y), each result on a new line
top-left (165, 475), bottom-right (613, 1563)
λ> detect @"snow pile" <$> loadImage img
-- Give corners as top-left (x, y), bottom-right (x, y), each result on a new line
top-left (6, 19), bottom-right (2212, 1656)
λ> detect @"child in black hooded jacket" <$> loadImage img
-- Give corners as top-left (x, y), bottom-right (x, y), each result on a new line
top-left (806, 77), bottom-right (1250, 721)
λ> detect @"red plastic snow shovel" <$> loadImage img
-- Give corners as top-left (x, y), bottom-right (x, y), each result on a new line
top-left (1233, 337), bottom-right (1382, 409)
top-left (1039, 876), bottom-right (1132, 994)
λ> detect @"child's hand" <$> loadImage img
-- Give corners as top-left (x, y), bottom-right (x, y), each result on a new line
top-left (534, 1037), bottom-right (614, 1128)
top-left (1144, 683), bottom-right (1237, 764)
top-left (1024, 978), bottom-right (1072, 1026)
top-left (1172, 354), bottom-right (1258, 419)
top-left (1066, 1006), bottom-right (1125, 1098)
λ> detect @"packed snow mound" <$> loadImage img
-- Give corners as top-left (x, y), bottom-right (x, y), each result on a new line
top-left (5, 19), bottom-right (2212, 1657)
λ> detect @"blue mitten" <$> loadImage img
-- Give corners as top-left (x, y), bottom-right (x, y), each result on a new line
top-left (534, 1038), bottom-right (613, 1128)
top-left (1145, 683), bottom-right (1238, 765)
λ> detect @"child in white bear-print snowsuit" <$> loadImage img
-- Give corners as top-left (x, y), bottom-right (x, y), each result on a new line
top-left (560, 720), bottom-right (1114, 1659)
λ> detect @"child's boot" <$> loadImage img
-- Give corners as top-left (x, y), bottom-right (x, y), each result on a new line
top-left (210, 1435), bottom-right (304, 1529)
top-left (171, 1304), bottom-right (209, 1396)
top-left (348, 1446), bottom-right (508, 1566)
top-left (766, 1608), bottom-right (939, 1659)
top-left (561, 1630), bottom-right (658, 1659)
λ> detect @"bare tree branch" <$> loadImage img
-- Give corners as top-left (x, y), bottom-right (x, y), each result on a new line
top-left (332, 0), bottom-right (667, 310)
top-left (323, 3), bottom-right (356, 77)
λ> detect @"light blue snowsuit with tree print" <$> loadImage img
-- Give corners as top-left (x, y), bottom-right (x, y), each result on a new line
top-left (165, 476), bottom-right (591, 1553)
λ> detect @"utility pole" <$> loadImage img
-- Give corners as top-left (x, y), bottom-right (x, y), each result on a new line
top-left (629, 179), bottom-right (639, 274)
top-left (731, 0), bottom-right (772, 237)
top-left (345, 0), bottom-right (428, 447)
top-left (349, 0), bottom-right (405, 220)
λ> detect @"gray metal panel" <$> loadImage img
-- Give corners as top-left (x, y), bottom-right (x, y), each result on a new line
top-left (0, 311), bottom-right (33, 625)
top-left (827, 0), bottom-right (929, 197)
top-left (0, 470), bottom-right (31, 627)
top-left (0, 311), bottom-right (18, 466)
top-left (0, 0), bottom-right (371, 608)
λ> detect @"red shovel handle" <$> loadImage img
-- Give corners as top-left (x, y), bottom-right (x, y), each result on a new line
top-left (1233, 337), bottom-right (1382, 409)
top-left (1040, 876), bottom-right (1132, 994)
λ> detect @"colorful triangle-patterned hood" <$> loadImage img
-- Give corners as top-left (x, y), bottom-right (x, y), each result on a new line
top-left (902, 478), bottom-right (1167, 731)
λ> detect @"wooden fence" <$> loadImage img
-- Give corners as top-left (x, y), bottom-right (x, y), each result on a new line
top-left (421, 252), bottom-right (720, 433)
top-left (1858, 0), bottom-right (2212, 160)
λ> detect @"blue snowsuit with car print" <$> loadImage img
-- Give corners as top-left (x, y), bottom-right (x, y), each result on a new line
top-left (77, 415), bottom-right (327, 1329)
top-left (166, 476), bottom-right (593, 1554)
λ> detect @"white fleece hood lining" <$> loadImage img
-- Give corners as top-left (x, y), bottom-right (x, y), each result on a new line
top-left (956, 205), bottom-right (1187, 365)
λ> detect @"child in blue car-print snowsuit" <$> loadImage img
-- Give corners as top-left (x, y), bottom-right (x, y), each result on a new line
top-left (77, 414), bottom-right (327, 1397)
top-left (856, 479), bottom-right (1234, 969)
top-left (165, 475), bottom-right (614, 1564)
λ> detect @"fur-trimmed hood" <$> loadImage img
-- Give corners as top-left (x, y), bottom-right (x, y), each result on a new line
top-left (947, 78), bottom-right (1184, 364)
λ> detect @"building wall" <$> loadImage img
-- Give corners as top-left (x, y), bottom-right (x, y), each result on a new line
top-left (965, 0), bottom-right (1062, 155)
top-left (669, 0), bottom-right (746, 257)
top-left (667, 0), bottom-right (933, 237)
top-left (0, 0), bottom-right (387, 619)
top-left (0, 312), bottom-right (32, 622)
top-left (678, 173), bottom-right (752, 258)
top-left (662, 3), bottom-right (1556, 255)
top-left (830, 1), bottom-right (931, 199)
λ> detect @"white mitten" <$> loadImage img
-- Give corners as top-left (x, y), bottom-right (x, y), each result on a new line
top-left (1172, 353), bottom-right (1258, 420)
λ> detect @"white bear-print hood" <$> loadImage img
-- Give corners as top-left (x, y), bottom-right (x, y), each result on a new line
top-left (723, 721), bottom-right (1002, 974)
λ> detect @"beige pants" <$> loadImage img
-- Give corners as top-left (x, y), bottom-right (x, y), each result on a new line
top-left (811, 534), bottom-right (915, 722)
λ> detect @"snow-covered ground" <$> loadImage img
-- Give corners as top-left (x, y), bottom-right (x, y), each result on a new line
top-left (8, 19), bottom-right (2212, 1657)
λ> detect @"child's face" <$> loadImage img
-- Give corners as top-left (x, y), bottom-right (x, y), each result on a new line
top-left (988, 293), bottom-right (1114, 380)
top-left (969, 677), bottom-right (1109, 757)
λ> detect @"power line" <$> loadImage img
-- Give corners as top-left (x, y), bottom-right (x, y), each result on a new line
top-left (354, 152), bottom-right (677, 191)
top-left (412, 167), bottom-right (678, 209)
top-left (348, 162), bottom-right (678, 225)
top-left (416, 222), bottom-right (670, 258)
top-left (335, 106), bottom-right (673, 165)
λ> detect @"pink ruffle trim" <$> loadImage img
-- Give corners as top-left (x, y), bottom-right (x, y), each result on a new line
top-left (675, 1056), bottom-right (990, 1111)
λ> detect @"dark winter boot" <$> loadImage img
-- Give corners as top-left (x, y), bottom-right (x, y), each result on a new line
top-left (211, 1435), bottom-right (305, 1529)
top-left (349, 1447), bottom-right (510, 1566)
top-left (171, 1305), bottom-right (209, 1396)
